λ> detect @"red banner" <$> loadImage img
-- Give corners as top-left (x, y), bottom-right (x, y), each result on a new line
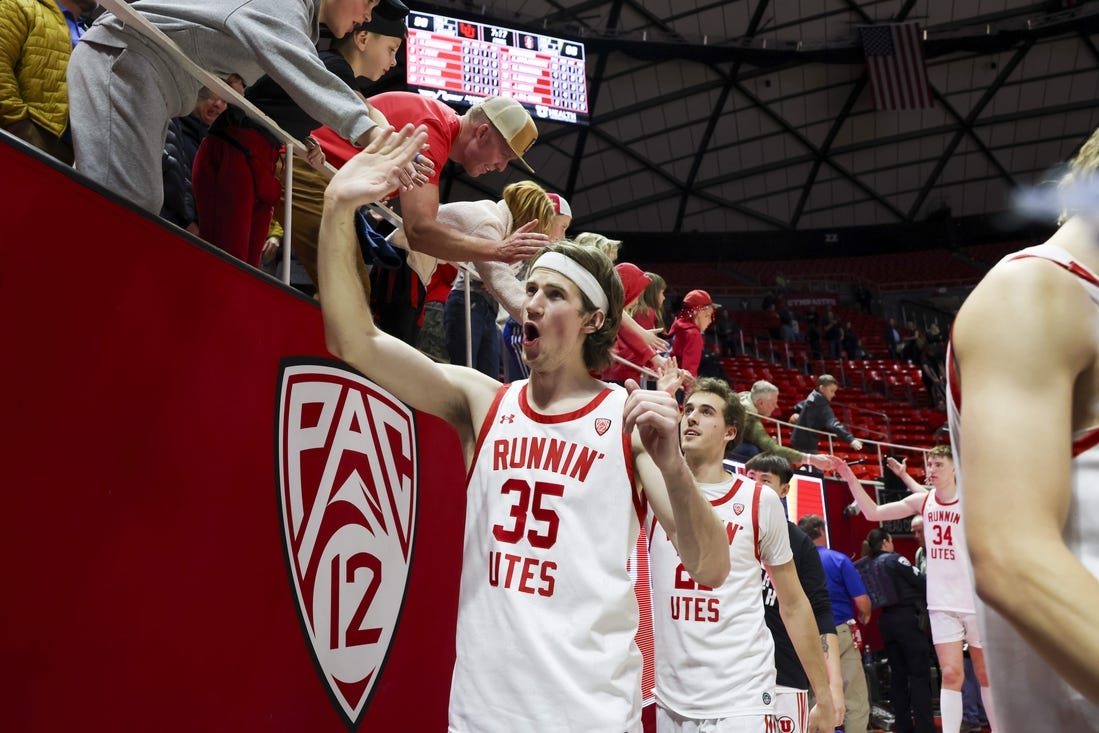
top-left (1, 138), bottom-right (464, 730)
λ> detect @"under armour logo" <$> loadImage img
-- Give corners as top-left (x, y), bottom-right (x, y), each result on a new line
top-left (499, 414), bottom-right (515, 424)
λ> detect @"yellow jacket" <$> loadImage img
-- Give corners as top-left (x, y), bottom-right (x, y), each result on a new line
top-left (0, 0), bottom-right (73, 137)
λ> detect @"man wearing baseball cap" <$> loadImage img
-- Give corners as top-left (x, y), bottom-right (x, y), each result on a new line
top-left (309, 93), bottom-right (547, 269)
top-left (667, 289), bottom-right (722, 380)
top-left (304, 91), bottom-right (548, 344)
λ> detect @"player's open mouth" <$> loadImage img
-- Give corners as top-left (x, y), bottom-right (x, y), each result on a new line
top-left (524, 323), bottom-right (540, 342)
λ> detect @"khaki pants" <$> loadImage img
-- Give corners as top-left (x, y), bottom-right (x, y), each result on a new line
top-left (836, 622), bottom-right (870, 732)
top-left (284, 164), bottom-right (372, 300)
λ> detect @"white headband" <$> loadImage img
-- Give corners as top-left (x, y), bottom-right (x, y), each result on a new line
top-left (532, 252), bottom-right (609, 312)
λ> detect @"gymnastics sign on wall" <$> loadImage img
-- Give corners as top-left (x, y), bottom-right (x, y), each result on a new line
top-left (405, 10), bottom-right (590, 125)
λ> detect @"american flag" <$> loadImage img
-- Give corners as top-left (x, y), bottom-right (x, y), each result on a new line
top-left (859, 23), bottom-right (933, 110)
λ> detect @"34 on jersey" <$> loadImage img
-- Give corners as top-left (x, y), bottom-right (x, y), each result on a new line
top-left (928, 521), bottom-right (956, 560)
top-left (488, 479), bottom-right (565, 596)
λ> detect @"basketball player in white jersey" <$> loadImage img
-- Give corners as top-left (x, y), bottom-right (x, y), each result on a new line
top-left (649, 378), bottom-right (835, 733)
top-left (948, 127), bottom-right (1099, 730)
top-left (316, 126), bottom-right (732, 733)
top-left (827, 448), bottom-right (997, 733)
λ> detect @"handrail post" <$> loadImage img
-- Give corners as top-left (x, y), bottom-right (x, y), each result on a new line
top-left (464, 275), bottom-right (473, 368)
top-left (281, 151), bottom-right (293, 285)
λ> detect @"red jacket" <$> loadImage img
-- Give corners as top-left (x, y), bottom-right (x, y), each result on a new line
top-left (667, 315), bottom-right (703, 377)
top-left (602, 264), bottom-right (656, 383)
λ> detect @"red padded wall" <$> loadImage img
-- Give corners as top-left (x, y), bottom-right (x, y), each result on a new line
top-left (0, 137), bottom-right (465, 731)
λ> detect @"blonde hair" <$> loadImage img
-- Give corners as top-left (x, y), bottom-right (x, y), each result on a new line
top-left (633, 271), bottom-right (667, 328)
top-left (928, 444), bottom-right (953, 461)
top-left (574, 232), bottom-right (623, 262)
top-left (1059, 127), bottom-right (1099, 224)
top-left (502, 181), bottom-right (556, 237)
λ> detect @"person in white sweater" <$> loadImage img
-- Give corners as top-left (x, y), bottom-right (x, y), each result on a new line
top-left (436, 181), bottom-right (556, 374)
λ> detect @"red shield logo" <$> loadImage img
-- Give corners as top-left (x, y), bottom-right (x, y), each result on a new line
top-left (276, 360), bottom-right (418, 728)
top-left (594, 418), bottom-right (611, 436)
top-left (733, 503), bottom-right (745, 516)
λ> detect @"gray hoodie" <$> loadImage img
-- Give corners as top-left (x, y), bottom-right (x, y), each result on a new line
top-left (85, 0), bottom-right (374, 146)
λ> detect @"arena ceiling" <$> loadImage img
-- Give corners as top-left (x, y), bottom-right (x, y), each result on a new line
top-left (406, 0), bottom-right (1099, 244)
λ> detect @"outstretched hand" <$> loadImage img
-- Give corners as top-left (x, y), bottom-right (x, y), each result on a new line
top-left (408, 150), bottom-right (435, 187)
top-left (885, 455), bottom-right (907, 476)
top-left (640, 328), bottom-right (669, 352)
top-left (300, 136), bottom-right (326, 171)
top-left (655, 356), bottom-right (688, 395)
top-left (623, 379), bottom-right (683, 470)
top-left (496, 219), bottom-right (549, 263)
top-left (817, 454), bottom-right (849, 475)
top-left (328, 124), bottom-right (428, 208)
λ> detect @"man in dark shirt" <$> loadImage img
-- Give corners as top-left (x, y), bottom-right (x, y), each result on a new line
top-left (744, 453), bottom-right (844, 731)
top-left (790, 374), bottom-right (863, 455)
top-left (858, 528), bottom-right (933, 733)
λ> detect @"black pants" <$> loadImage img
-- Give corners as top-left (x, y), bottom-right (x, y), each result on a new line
top-left (879, 605), bottom-right (934, 733)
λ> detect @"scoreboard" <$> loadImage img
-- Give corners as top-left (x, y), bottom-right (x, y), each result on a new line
top-left (405, 10), bottom-right (590, 125)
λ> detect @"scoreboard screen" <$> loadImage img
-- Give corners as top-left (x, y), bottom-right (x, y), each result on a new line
top-left (405, 10), bottom-right (589, 125)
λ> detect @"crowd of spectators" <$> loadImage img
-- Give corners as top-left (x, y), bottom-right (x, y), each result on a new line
top-left (15, 4), bottom-right (1099, 731)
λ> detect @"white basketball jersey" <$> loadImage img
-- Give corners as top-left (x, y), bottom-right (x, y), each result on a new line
top-left (949, 243), bottom-right (1099, 731)
top-left (449, 381), bottom-right (643, 733)
top-left (919, 488), bottom-right (976, 614)
top-left (649, 474), bottom-right (792, 719)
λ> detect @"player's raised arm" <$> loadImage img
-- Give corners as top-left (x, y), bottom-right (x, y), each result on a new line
top-left (625, 380), bottom-right (730, 588)
top-left (827, 456), bottom-right (922, 522)
top-left (317, 125), bottom-right (497, 434)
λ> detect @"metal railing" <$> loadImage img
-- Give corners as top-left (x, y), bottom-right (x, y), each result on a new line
top-left (95, 0), bottom-right (514, 371)
top-left (756, 411), bottom-right (930, 477)
top-left (97, 0), bottom-right (400, 285)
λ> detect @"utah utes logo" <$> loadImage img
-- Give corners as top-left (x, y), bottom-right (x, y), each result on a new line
top-left (777, 715), bottom-right (795, 733)
top-left (594, 418), bottom-right (611, 436)
top-left (276, 360), bottom-right (418, 728)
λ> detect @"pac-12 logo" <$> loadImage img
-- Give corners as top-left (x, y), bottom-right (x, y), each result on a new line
top-left (276, 360), bottom-right (418, 728)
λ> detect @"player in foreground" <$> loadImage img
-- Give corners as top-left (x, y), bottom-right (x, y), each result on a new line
top-left (316, 124), bottom-right (731, 732)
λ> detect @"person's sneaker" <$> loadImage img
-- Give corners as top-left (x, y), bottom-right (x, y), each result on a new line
top-left (960, 722), bottom-right (983, 733)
